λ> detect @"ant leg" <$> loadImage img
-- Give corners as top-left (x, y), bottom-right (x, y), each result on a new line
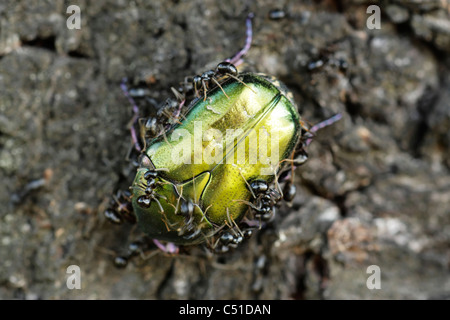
top-left (211, 78), bottom-right (230, 99)
top-left (202, 80), bottom-right (208, 101)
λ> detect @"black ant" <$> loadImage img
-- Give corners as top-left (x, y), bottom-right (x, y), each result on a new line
top-left (193, 61), bottom-right (246, 101)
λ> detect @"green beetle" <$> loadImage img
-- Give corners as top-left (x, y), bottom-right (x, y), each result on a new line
top-left (104, 14), bottom-right (342, 265)
top-left (128, 69), bottom-right (306, 249)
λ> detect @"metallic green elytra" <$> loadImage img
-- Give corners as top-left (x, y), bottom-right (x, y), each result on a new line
top-left (130, 73), bottom-right (304, 245)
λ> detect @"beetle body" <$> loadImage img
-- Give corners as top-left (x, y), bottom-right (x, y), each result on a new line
top-left (131, 73), bottom-right (303, 245)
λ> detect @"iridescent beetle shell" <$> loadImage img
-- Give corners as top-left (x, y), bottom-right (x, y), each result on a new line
top-left (131, 73), bottom-right (303, 245)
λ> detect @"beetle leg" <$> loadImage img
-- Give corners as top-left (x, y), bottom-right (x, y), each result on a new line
top-left (172, 96), bottom-right (185, 120)
top-left (305, 113), bottom-right (342, 146)
top-left (113, 238), bottom-right (180, 268)
top-left (152, 239), bottom-right (179, 254)
top-left (225, 12), bottom-right (254, 66)
top-left (120, 78), bottom-right (143, 152)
